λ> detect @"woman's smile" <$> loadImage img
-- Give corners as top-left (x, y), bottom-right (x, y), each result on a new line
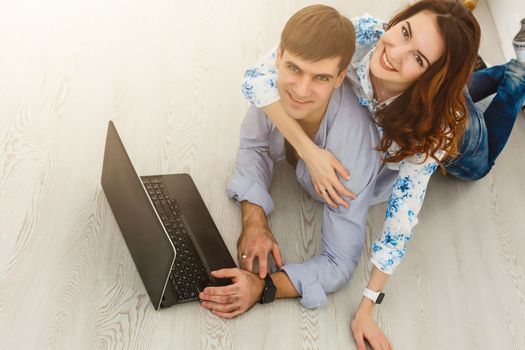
top-left (380, 50), bottom-right (397, 72)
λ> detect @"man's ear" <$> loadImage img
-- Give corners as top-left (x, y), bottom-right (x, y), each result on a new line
top-left (335, 65), bottom-right (349, 88)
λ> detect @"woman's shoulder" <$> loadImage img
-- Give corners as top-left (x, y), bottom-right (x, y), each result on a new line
top-left (394, 150), bottom-right (446, 176)
top-left (351, 13), bottom-right (387, 46)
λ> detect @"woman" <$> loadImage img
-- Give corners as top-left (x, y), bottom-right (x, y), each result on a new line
top-left (241, 0), bottom-right (525, 349)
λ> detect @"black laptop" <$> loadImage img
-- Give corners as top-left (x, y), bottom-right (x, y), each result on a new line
top-left (101, 120), bottom-right (236, 310)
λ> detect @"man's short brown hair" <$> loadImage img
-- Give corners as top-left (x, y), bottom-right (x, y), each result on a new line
top-left (280, 5), bottom-right (355, 74)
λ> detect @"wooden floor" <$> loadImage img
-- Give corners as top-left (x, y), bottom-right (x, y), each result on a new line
top-left (1, 1), bottom-right (524, 349)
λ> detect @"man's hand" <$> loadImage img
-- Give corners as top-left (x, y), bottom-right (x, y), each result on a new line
top-left (239, 201), bottom-right (284, 278)
top-left (351, 310), bottom-right (393, 350)
top-left (199, 268), bottom-right (265, 319)
top-left (237, 224), bottom-right (284, 278)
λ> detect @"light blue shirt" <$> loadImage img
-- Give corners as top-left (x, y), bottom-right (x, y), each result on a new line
top-left (240, 14), bottom-right (443, 275)
top-left (227, 79), bottom-right (383, 308)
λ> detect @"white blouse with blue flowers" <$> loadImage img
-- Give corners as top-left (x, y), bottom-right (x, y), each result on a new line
top-left (241, 14), bottom-right (443, 275)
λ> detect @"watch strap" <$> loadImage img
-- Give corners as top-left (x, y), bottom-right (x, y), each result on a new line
top-left (260, 274), bottom-right (276, 304)
top-left (362, 287), bottom-right (385, 304)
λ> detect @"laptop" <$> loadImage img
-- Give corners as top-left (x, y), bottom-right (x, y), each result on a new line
top-left (101, 120), bottom-right (236, 310)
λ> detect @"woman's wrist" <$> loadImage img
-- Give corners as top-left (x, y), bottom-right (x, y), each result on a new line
top-left (356, 297), bottom-right (376, 317)
top-left (297, 140), bottom-right (319, 160)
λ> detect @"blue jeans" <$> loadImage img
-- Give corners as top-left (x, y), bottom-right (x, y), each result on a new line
top-left (445, 59), bottom-right (525, 180)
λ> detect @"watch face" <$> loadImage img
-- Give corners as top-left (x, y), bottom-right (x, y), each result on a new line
top-left (261, 285), bottom-right (277, 304)
top-left (376, 292), bottom-right (385, 304)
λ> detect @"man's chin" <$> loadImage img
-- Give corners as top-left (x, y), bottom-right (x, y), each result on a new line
top-left (282, 104), bottom-right (307, 120)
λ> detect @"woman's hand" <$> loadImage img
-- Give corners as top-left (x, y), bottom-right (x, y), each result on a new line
top-left (351, 309), bottom-right (393, 350)
top-left (261, 102), bottom-right (355, 208)
top-left (301, 145), bottom-right (356, 208)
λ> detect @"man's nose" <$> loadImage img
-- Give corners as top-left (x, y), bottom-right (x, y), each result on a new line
top-left (295, 76), bottom-right (312, 97)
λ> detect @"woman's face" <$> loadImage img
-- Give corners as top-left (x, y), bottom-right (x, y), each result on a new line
top-left (370, 11), bottom-right (445, 93)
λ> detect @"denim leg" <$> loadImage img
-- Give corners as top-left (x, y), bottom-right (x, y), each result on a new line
top-left (447, 59), bottom-right (525, 180)
top-left (483, 59), bottom-right (525, 164)
top-left (445, 92), bottom-right (490, 180)
top-left (468, 64), bottom-right (506, 103)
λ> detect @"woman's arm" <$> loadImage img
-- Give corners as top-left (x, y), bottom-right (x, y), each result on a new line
top-left (350, 156), bottom-right (440, 350)
top-left (263, 102), bottom-right (355, 208)
top-left (351, 267), bottom-right (393, 350)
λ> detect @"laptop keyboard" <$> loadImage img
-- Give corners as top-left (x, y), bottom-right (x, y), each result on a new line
top-left (143, 177), bottom-right (212, 302)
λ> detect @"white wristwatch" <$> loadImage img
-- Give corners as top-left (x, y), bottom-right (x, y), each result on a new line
top-left (362, 287), bottom-right (385, 304)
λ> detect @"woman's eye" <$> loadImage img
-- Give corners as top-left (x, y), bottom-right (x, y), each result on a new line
top-left (415, 55), bottom-right (424, 67)
top-left (402, 26), bottom-right (409, 39)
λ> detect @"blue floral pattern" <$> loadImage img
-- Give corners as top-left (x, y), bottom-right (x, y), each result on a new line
top-left (240, 14), bottom-right (442, 275)
top-left (354, 14), bottom-right (385, 45)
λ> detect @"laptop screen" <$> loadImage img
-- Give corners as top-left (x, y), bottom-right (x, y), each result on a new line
top-left (101, 121), bottom-right (174, 310)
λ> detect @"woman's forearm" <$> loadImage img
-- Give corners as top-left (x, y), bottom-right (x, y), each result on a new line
top-left (357, 266), bottom-right (389, 315)
top-left (263, 101), bottom-right (317, 158)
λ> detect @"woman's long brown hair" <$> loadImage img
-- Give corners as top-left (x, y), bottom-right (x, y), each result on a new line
top-left (375, 0), bottom-right (481, 171)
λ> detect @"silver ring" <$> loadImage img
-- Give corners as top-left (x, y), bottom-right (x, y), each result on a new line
top-left (241, 254), bottom-right (247, 259)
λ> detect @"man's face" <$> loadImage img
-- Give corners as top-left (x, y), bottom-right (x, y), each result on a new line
top-left (276, 49), bottom-right (346, 122)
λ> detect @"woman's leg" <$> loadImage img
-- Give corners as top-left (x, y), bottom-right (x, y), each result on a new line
top-left (483, 59), bottom-right (525, 164)
top-left (467, 64), bottom-right (506, 103)
top-left (447, 59), bottom-right (525, 180)
top-left (445, 91), bottom-right (489, 180)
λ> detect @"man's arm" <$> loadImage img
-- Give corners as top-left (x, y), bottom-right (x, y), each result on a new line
top-left (200, 153), bottom-right (380, 317)
top-left (226, 105), bottom-right (276, 215)
top-left (226, 105), bottom-right (285, 275)
top-left (199, 204), bottom-right (297, 318)
top-left (238, 201), bottom-right (283, 277)
top-left (198, 269), bottom-right (298, 319)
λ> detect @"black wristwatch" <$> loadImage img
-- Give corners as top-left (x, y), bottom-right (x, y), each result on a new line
top-left (260, 274), bottom-right (277, 304)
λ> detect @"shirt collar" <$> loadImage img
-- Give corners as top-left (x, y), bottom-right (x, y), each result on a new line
top-left (314, 80), bottom-right (343, 148)
top-left (352, 47), bottom-right (400, 113)
top-left (352, 48), bottom-right (376, 111)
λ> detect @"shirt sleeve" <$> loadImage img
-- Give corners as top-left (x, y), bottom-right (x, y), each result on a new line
top-left (279, 99), bottom-right (382, 309)
top-left (281, 158), bottom-right (378, 309)
top-left (370, 155), bottom-right (440, 274)
top-left (241, 49), bottom-right (280, 108)
top-left (351, 13), bottom-right (386, 61)
top-left (226, 105), bottom-right (276, 215)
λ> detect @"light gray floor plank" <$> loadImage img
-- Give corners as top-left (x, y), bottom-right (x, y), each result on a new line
top-left (0, 0), bottom-right (524, 349)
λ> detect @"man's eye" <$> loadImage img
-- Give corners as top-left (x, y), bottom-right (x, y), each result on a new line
top-left (402, 26), bottom-right (409, 39)
top-left (288, 65), bottom-right (300, 73)
top-left (415, 55), bottom-right (424, 67)
top-left (317, 76), bottom-right (329, 82)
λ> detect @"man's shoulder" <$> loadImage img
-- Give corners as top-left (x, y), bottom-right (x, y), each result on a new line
top-left (335, 78), bottom-right (374, 128)
top-left (326, 79), bottom-right (380, 165)
top-left (240, 104), bottom-right (275, 137)
top-left (245, 104), bottom-right (273, 125)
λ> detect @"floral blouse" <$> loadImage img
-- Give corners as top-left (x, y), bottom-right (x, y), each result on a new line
top-left (241, 14), bottom-right (442, 275)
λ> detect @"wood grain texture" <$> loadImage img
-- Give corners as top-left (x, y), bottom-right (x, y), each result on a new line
top-left (0, 0), bottom-right (524, 349)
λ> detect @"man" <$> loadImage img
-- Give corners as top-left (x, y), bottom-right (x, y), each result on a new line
top-left (198, 5), bottom-right (382, 318)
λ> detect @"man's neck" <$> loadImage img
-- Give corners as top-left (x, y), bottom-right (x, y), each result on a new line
top-left (298, 105), bottom-right (327, 140)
